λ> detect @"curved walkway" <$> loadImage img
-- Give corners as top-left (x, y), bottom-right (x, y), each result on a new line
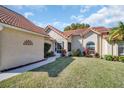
top-left (0, 54), bottom-right (60, 81)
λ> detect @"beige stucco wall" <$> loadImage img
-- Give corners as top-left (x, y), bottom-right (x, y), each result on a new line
top-left (84, 31), bottom-right (98, 52)
top-left (0, 30), bottom-right (2, 67)
top-left (0, 27), bottom-right (45, 71)
top-left (46, 30), bottom-right (68, 51)
top-left (113, 44), bottom-right (118, 56)
top-left (101, 38), bottom-right (108, 56)
top-left (71, 35), bottom-right (83, 51)
top-left (101, 38), bottom-right (118, 57)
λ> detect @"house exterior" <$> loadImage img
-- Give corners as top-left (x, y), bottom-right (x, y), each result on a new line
top-left (0, 6), bottom-right (54, 71)
top-left (45, 25), bottom-right (124, 57)
top-left (0, 6), bottom-right (124, 71)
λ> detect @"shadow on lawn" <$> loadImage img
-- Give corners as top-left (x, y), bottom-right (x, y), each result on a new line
top-left (30, 57), bottom-right (75, 77)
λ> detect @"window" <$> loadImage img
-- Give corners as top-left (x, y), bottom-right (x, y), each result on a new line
top-left (86, 42), bottom-right (95, 54)
top-left (57, 43), bottom-right (62, 53)
top-left (55, 42), bottom-right (64, 53)
top-left (118, 43), bottom-right (124, 56)
top-left (23, 40), bottom-right (33, 45)
top-left (68, 42), bottom-right (71, 52)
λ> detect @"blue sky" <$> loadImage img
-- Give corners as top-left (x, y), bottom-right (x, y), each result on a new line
top-left (5, 5), bottom-right (124, 31)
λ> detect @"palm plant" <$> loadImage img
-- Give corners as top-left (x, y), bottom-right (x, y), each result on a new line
top-left (108, 21), bottom-right (124, 56)
top-left (108, 21), bottom-right (124, 42)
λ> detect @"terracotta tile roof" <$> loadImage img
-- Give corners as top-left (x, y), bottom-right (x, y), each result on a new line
top-left (63, 28), bottom-right (90, 37)
top-left (63, 27), bottom-right (110, 37)
top-left (45, 25), bottom-right (110, 39)
top-left (91, 27), bottom-right (111, 33)
top-left (0, 6), bottom-right (48, 36)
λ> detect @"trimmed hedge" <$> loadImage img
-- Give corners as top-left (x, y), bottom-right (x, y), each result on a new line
top-left (104, 55), bottom-right (113, 61)
top-left (46, 51), bottom-right (54, 57)
top-left (119, 56), bottom-right (124, 62)
top-left (94, 53), bottom-right (100, 58)
top-left (113, 56), bottom-right (119, 61)
top-left (72, 49), bottom-right (82, 57)
top-left (104, 55), bottom-right (124, 62)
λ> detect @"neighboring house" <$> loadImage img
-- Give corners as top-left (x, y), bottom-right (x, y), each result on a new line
top-left (45, 25), bottom-right (124, 57)
top-left (0, 6), bottom-right (54, 71)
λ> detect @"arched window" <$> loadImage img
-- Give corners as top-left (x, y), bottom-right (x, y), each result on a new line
top-left (23, 40), bottom-right (33, 45)
top-left (86, 42), bottom-right (95, 54)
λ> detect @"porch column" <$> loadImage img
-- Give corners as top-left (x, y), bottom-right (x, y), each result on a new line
top-left (81, 34), bottom-right (84, 50)
top-left (97, 34), bottom-right (100, 53)
top-left (100, 35), bottom-right (103, 58)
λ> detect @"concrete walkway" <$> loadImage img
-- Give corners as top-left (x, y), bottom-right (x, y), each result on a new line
top-left (0, 54), bottom-right (60, 82)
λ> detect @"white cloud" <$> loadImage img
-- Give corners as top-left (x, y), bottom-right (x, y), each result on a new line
top-left (53, 21), bottom-right (60, 26)
top-left (32, 21), bottom-right (47, 27)
top-left (80, 6), bottom-right (124, 27)
top-left (49, 20), bottom-right (70, 31)
top-left (80, 5), bottom-right (94, 13)
top-left (32, 19), bottom-right (70, 31)
top-left (71, 15), bottom-right (84, 22)
top-left (24, 12), bottom-right (34, 18)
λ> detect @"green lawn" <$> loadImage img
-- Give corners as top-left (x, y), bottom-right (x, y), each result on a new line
top-left (1, 57), bottom-right (124, 88)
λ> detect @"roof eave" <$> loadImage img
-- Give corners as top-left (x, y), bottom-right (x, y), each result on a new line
top-left (0, 22), bottom-right (49, 38)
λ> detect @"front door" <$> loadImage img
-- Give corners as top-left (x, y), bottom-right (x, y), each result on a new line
top-left (55, 42), bottom-right (64, 53)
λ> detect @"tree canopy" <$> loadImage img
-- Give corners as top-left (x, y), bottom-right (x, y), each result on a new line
top-left (64, 23), bottom-right (90, 31)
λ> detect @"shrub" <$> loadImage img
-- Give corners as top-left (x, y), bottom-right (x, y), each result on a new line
top-left (119, 56), bottom-right (124, 62)
top-left (61, 49), bottom-right (67, 57)
top-left (46, 51), bottom-right (54, 57)
top-left (44, 43), bottom-right (51, 58)
top-left (94, 53), bottom-right (100, 58)
top-left (104, 55), bottom-right (113, 61)
top-left (113, 56), bottom-right (119, 61)
top-left (85, 55), bottom-right (93, 58)
top-left (68, 52), bottom-right (72, 57)
top-left (73, 49), bottom-right (82, 57)
top-left (83, 48), bottom-right (89, 56)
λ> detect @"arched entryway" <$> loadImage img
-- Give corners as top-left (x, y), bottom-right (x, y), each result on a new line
top-left (86, 41), bottom-right (95, 54)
